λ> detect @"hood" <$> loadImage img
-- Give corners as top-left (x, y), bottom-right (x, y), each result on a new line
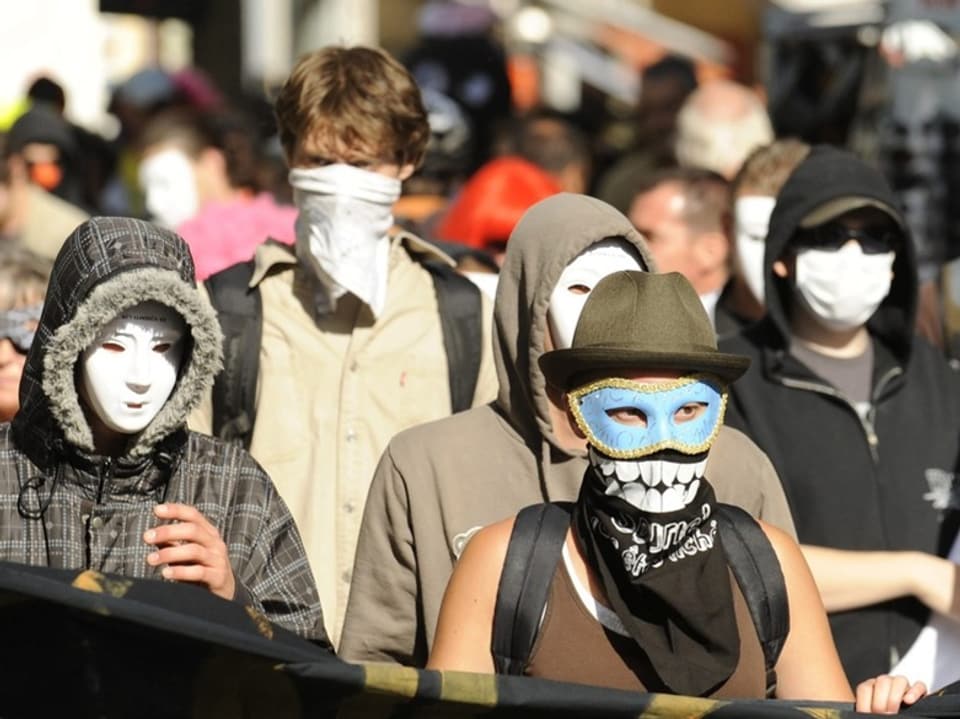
top-left (493, 193), bottom-right (655, 452)
top-left (12, 217), bottom-right (224, 466)
top-left (763, 145), bottom-right (917, 363)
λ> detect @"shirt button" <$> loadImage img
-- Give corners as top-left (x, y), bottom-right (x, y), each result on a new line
top-left (341, 570), bottom-right (351, 584)
top-left (349, 360), bottom-right (358, 372)
top-left (90, 516), bottom-right (105, 530)
top-left (343, 502), bottom-right (355, 514)
top-left (345, 429), bottom-right (357, 442)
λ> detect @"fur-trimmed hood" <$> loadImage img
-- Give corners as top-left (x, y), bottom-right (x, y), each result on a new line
top-left (12, 217), bottom-right (223, 466)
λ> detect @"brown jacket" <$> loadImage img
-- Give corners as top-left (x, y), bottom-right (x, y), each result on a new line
top-left (339, 194), bottom-right (795, 664)
top-left (190, 234), bottom-right (498, 644)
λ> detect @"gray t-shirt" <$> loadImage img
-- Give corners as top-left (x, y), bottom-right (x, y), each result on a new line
top-left (789, 340), bottom-right (874, 419)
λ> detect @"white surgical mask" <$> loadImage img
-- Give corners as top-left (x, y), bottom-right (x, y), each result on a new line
top-left (548, 240), bottom-right (643, 350)
top-left (79, 301), bottom-right (185, 435)
top-left (139, 149), bottom-right (199, 230)
top-left (794, 242), bottom-right (895, 332)
top-left (734, 196), bottom-right (776, 304)
top-left (290, 164), bottom-right (401, 318)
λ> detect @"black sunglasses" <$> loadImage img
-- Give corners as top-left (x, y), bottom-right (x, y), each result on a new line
top-left (794, 222), bottom-right (902, 256)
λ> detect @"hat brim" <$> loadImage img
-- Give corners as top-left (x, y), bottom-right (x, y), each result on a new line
top-left (799, 196), bottom-right (902, 229)
top-left (539, 346), bottom-right (750, 390)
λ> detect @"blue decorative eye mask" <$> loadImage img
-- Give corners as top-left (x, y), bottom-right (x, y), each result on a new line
top-left (0, 304), bottom-right (43, 353)
top-left (568, 374), bottom-right (728, 460)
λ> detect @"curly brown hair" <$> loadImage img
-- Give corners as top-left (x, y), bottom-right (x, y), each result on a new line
top-left (274, 46), bottom-right (429, 169)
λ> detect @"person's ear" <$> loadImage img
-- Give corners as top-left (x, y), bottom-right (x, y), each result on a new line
top-left (773, 257), bottom-right (792, 279)
top-left (398, 163), bottom-right (416, 181)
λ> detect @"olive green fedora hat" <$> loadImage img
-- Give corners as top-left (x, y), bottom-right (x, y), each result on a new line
top-left (539, 270), bottom-right (750, 389)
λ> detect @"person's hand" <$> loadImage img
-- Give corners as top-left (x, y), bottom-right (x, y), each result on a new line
top-left (855, 674), bottom-right (926, 714)
top-left (144, 503), bottom-right (236, 600)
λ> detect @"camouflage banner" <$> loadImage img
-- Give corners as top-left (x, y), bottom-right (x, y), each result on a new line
top-left (0, 561), bottom-right (951, 718)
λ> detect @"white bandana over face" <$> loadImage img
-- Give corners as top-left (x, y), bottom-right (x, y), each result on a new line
top-left (548, 240), bottom-right (643, 350)
top-left (79, 301), bottom-right (186, 435)
top-left (139, 149), bottom-right (199, 230)
top-left (734, 195), bottom-right (776, 304)
top-left (290, 164), bottom-right (402, 319)
top-left (794, 242), bottom-right (895, 332)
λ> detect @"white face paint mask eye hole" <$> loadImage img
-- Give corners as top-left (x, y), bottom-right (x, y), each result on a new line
top-left (79, 301), bottom-right (186, 436)
top-left (548, 240), bottom-right (644, 350)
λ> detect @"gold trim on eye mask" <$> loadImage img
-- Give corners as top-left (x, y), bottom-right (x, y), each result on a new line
top-left (567, 373), bottom-right (729, 460)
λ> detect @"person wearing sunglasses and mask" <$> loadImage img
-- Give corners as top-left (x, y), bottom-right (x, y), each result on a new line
top-left (0, 246), bottom-right (51, 422)
top-left (719, 146), bottom-right (960, 687)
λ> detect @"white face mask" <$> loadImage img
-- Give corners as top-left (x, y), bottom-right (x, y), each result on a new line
top-left (734, 196), bottom-right (776, 304)
top-left (79, 301), bottom-right (186, 435)
top-left (548, 240), bottom-right (644, 350)
top-left (139, 149), bottom-right (199, 230)
top-left (290, 164), bottom-right (402, 318)
top-left (793, 242), bottom-right (895, 332)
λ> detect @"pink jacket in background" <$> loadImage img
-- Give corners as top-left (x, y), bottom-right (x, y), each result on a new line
top-left (177, 193), bottom-right (296, 280)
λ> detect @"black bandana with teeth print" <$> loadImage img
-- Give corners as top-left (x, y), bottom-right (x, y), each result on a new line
top-left (571, 452), bottom-right (740, 696)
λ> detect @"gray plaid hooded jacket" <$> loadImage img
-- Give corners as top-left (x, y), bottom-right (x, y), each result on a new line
top-left (4, 217), bottom-right (328, 644)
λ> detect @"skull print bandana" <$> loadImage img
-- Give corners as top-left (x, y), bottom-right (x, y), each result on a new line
top-left (569, 374), bottom-right (740, 695)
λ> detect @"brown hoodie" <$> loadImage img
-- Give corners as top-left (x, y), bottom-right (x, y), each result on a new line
top-left (338, 193), bottom-right (795, 664)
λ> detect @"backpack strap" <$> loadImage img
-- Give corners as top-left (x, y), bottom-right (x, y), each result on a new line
top-left (716, 503), bottom-right (790, 698)
top-left (491, 502), bottom-right (572, 675)
top-left (422, 261), bottom-right (482, 414)
top-left (206, 260), bottom-right (262, 450)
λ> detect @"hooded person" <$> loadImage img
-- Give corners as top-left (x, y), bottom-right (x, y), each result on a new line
top-left (339, 193), bottom-right (797, 664)
top-left (2, 216), bottom-right (328, 643)
top-left (719, 146), bottom-right (960, 684)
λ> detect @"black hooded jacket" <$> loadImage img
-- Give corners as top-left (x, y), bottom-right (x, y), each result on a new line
top-left (719, 146), bottom-right (960, 684)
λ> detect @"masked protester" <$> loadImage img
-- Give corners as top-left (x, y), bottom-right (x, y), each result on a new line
top-left (2, 216), bottom-right (328, 643)
top-left (720, 146), bottom-right (960, 685)
top-left (189, 46), bottom-right (498, 645)
top-left (428, 270), bottom-right (926, 715)
top-left (339, 193), bottom-right (797, 666)
top-left (725, 139), bottom-right (811, 331)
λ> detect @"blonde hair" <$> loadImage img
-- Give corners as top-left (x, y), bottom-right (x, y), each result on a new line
top-left (0, 245), bottom-right (52, 310)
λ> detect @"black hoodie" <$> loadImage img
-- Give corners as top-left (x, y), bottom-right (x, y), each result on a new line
top-left (719, 146), bottom-right (960, 684)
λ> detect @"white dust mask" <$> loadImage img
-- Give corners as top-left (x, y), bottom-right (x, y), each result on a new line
top-left (139, 149), bottom-right (199, 230)
top-left (548, 240), bottom-right (643, 350)
top-left (79, 301), bottom-right (186, 435)
top-left (794, 242), bottom-right (895, 332)
top-left (290, 164), bottom-right (402, 318)
top-left (734, 196), bottom-right (776, 304)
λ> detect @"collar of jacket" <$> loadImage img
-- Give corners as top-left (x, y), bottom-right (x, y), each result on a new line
top-left (758, 325), bottom-right (905, 404)
top-left (248, 231), bottom-right (456, 289)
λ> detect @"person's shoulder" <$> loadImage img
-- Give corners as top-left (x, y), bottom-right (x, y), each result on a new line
top-left (388, 404), bottom-right (501, 452)
top-left (459, 514), bottom-right (516, 569)
top-left (714, 424), bottom-right (763, 454)
top-left (183, 430), bottom-right (268, 478)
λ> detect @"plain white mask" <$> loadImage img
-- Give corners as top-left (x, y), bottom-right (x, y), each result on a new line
top-left (734, 196), bottom-right (776, 304)
top-left (80, 301), bottom-right (186, 435)
top-left (548, 240), bottom-right (644, 350)
top-left (139, 148), bottom-right (199, 230)
top-left (290, 164), bottom-right (402, 319)
top-left (794, 242), bottom-right (895, 332)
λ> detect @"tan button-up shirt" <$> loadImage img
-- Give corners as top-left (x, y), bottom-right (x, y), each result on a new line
top-left (191, 236), bottom-right (498, 644)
